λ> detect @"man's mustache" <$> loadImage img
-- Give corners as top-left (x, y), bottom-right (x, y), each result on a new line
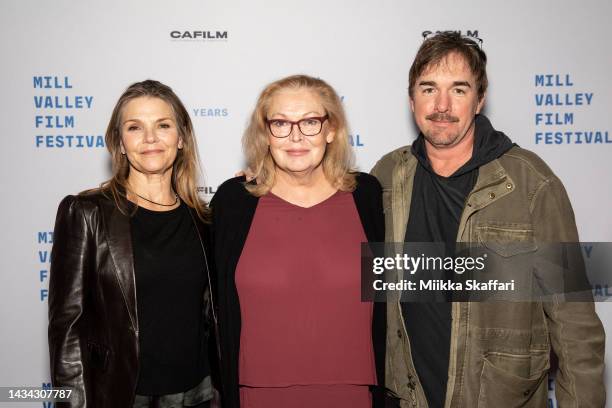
top-left (426, 113), bottom-right (459, 122)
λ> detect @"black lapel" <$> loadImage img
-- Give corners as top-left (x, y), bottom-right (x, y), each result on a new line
top-left (102, 199), bottom-right (138, 332)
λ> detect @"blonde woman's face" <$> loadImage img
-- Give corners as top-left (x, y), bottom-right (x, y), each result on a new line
top-left (266, 88), bottom-right (334, 177)
top-left (119, 97), bottom-right (183, 177)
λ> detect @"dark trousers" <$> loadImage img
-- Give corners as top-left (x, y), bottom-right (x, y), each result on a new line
top-left (133, 396), bottom-right (211, 408)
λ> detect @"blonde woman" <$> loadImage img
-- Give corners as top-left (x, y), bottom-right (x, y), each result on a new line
top-left (211, 75), bottom-right (386, 408)
top-left (48, 80), bottom-right (216, 408)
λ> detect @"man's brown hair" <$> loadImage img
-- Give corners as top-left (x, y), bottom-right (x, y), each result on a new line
top-left (408, 32), bottom-right (488, 100)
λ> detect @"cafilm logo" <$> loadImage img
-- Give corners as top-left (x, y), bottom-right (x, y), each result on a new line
top-left (198, 186), bottom-right (218, 196)
top-left (170, 30), bottom-right (228, 41)
top-left (421, 29), bottom-right (480, 40)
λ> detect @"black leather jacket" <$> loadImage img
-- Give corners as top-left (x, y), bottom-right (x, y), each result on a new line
top-left (48, 190), bottom-right (215, 408)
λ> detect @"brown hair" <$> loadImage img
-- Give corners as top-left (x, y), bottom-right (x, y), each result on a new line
top-left (408, 32), bottom-right (488, 100)
top-left (243, 74), bottom-right (356, 196)
top-left (95, 80), bottom-right (209, 220)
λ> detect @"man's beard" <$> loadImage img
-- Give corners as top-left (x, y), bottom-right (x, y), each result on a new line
top-left (423, 112), bottom-right (462, 146)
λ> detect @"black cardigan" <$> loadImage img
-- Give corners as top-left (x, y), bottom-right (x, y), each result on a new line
top-left (210, 173), bottom-right (386, 408)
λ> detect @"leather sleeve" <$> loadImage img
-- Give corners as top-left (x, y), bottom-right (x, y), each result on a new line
top-left (533, 177), bottom-right (606, 408)
top-left (48, 195), bottom-right (90, 408)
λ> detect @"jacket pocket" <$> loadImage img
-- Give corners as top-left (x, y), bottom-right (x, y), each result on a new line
top-left (475, 224), bottom-right (538, 301)
top-left (86, 341), bottom-right (110, 372)
top-left (477, 352), bottom-right (549, 408)
top-left (477, 224), bottom-right (537, 257)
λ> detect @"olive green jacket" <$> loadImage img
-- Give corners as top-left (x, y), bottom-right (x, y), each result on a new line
top-left (371, 145), bottom-right (605, 408)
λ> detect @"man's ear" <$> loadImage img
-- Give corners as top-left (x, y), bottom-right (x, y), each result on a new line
top-left (476, 93), bottom-right (486, 114)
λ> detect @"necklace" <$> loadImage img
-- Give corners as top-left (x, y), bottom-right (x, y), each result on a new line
top-left (132, 191), bottom-right (179, 207)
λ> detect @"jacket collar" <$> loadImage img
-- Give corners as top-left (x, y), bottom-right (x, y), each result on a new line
top-left (467, 158), bottom-right (514, 209)
top-left (393, 150), bottom-right (515, 243)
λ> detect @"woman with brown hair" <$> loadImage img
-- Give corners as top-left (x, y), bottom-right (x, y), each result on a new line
top-left (212, 74), bottom-right (386, 408)
top-left (48, 80), bottom-right (216, 408)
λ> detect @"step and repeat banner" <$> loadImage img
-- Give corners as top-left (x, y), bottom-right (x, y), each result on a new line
top-left (1, 0), bottom-right (610, 406)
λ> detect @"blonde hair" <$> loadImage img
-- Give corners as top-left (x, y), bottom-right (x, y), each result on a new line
top-left (94, 80), bottom-right (209, 221)
top-left (243, 74), bottom-right (356, 196)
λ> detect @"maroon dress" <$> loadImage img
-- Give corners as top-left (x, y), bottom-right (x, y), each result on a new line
top-left (235, 191), bottom-right (376, 408)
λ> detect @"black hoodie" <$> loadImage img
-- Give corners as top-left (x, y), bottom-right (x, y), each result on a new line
top-left (402, 115), bottom-right (514, 408)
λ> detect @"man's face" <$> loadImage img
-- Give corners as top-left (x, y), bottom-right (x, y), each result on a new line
top-left (410, 52), bottom-right (485, 148)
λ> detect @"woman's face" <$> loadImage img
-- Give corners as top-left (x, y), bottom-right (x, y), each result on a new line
top-left (266, 88), bottom-right (334, 177)
top-left (120, 96), bottom-right (182, 178)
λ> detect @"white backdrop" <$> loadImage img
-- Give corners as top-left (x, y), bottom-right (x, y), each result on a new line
top-left (1, 1), bottom-right (610, 407)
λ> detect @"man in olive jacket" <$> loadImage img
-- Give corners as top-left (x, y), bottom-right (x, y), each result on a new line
top-left (371, 32), bottom-right (605, 407)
